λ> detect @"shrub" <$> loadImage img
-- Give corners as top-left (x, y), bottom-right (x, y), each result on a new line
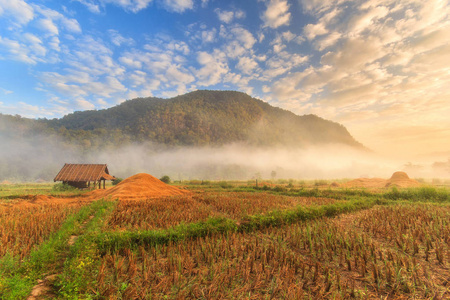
top-left (112, 178), bottom-right (123, 186)
top-left (160, 175), bottom-right (171, 184)
top-left (218, 181), bottom-right (232, 189)
top-left (314, 180), bottom-right (328, 186)
top-left (52, 183), bottom-right (77, 192)
top-left (273, 186), bottom-right (286, 192)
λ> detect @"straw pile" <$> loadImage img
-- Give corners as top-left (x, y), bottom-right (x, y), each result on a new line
top-left (341, 171), bottom-right (421, 189)
top-left (90, 173), bottom-right (190, 200)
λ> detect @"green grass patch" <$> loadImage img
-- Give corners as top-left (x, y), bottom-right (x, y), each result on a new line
top-left (55, 199), bottom-right (117, 299)
top-left (0, 199), bottom-right (115, 300)
top-left (383, 186), bottom-right (450, 202)
top-left (95, 198), bottom-right (388, 253)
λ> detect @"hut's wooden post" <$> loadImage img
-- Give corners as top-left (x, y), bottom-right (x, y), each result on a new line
top-left (98, 181), bottom-right (101, 189)
top-left (103, 180), bottom-right (105, 189)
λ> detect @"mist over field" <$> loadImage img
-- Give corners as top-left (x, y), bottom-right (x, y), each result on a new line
top-left (1, 130), bottom-right (448, 182)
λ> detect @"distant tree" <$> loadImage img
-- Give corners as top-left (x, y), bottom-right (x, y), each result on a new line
top-left (160, 175), bottom-right (171, 184)
top-left (271, 170), bottom-right (277, 180)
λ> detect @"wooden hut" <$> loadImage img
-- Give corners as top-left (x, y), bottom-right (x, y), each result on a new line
top-left (54, 163), bottom-right (115, 189)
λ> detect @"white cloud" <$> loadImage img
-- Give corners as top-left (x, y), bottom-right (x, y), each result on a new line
top-left (119, 55), bottom-right (143, 69)
top-left (314, 31), bottom-right (341, 51)
top-left (60, 17), bottom-right (82, 33)
top-left (263, 51), bottom-right (308, 79)
top-left (261, 0), bottom-right (291, 28)
top-left (0, 87), bottom-right (13, 95)
top-left (195, 50), bottom-right (229, 86)
top-left (217, 25), bottom-right (257, 59)
top-left (74, 0), bottom-right (100, 13)
top-left (0, 36), bottom-right (39, 64)
top-left (74, 0), bottom-right (153, 13)
top-left (215, 9), bottom-right (234, 23)
top-left (300, 0), bottom-right (343, 14)
top-left (165, 65), bottom-right (195, 85)
top-left (267, 0), bottom-right (450, 157)
top-left (33, 5), bottom-right (82, 34)
top-left (304, 22), bottom-right (327, 40)
top-left (38, 19), bottom-right (59, 35)
top-left (161, 0), bottom-right (193, 13)
top-left (23, 33), bottom-right (47, 57)
top-left (0, 0), bottom-right (34, 26)
top-left (129, 70), bottom-right (148, 87)
top-left (303, 7), bottom-right (341, 41)
top-left (0, 101), bottom-right (68, 118)
top-left (229, 26), bottom-right (256, 49)
top-left (107, 0), bottom-right (153, 12)
top-left (108, 30), bottom-right (135, 47)
top-left (75, 98), bottom-right (95, 110)
top-left (236, 56), bottom-right (259, 75)
top-left (347, 5), bottom-right (389, 35)
top-left (215, 8), bottom-right (246, 24)
top-left (321, 37), bottom-right (386, 71)
top-left (201, 29), bottom-right (216, 43)
top-left (75, 0), bottom-right (195, 13)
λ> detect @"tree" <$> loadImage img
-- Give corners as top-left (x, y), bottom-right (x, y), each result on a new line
top-left (160, 175), bottom-right (171, 184)
top-left (271, 170), bottom-right (277, 180)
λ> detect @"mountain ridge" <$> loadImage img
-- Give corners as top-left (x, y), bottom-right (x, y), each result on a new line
top-left (41, 90), bottom-right (364, 149)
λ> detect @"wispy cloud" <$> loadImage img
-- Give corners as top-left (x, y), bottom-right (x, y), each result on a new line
top-left (161, 0), bottom-right (194, 13)
top-left (267, 0), bottom-right (450, 155)
top-left (215, 8), bottom-right (245, 24)
top-left (76, 0), bottom-right (194, 14)
top-left (0, 0), bottom-right (34, 26)
top-left (108, 29), bottom-right (135, 47)
top-left (261, 0), bottom-right (291, 28)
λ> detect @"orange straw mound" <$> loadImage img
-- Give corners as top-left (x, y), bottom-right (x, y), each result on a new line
top-left (385, 171), bottom-right (421, 188)
top-left (342, 171), bottom-right (421, 189)
top-left (341, 178), bottom-right (387, 188)
top-left (90, 173), bottom-right (190, 200)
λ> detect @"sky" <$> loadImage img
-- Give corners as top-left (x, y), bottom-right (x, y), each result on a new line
top-left (0, 0), bottom-right (449, 159)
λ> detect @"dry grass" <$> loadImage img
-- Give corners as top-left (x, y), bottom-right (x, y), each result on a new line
top-left (95, 204), bottom-right (450, 299)
top-left (0, 200), bottom-right (85, 259)
top-left (106, 192), bottom-right (337, 231)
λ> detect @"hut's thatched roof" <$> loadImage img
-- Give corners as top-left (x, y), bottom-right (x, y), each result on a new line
top-left (54, 164), bottom-right (115, 182)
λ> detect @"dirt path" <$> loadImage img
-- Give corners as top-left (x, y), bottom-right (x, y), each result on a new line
top-left (27, 215), bottom-right (95, 299)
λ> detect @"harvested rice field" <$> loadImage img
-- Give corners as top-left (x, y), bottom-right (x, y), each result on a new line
top-left (1, 175), bottom-right (450, 299)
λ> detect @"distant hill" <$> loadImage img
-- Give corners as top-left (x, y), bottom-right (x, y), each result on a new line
top-left (42, 90), bottom-right (364, 148)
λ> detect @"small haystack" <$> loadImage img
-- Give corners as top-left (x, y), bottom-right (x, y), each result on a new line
top-left (342, 171), bottom-right (421, 189)
top-left (385, 171), bottom-right (421, 188)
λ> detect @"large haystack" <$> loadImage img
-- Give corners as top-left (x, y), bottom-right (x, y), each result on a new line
top-left (90, 173), bottom-right (190, 200)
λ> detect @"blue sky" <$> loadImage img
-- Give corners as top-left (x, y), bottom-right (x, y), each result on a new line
top-left (0, 0), bottom-right (449, 157)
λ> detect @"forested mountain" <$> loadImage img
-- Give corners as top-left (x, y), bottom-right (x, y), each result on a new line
top-left (40, 90), bottom-right (364, 148)
top-left (0, 90), bottom-right (366, 181)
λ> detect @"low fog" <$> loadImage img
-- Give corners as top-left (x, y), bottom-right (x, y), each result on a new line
top-left (1, 131), bottom-right (448, 183)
